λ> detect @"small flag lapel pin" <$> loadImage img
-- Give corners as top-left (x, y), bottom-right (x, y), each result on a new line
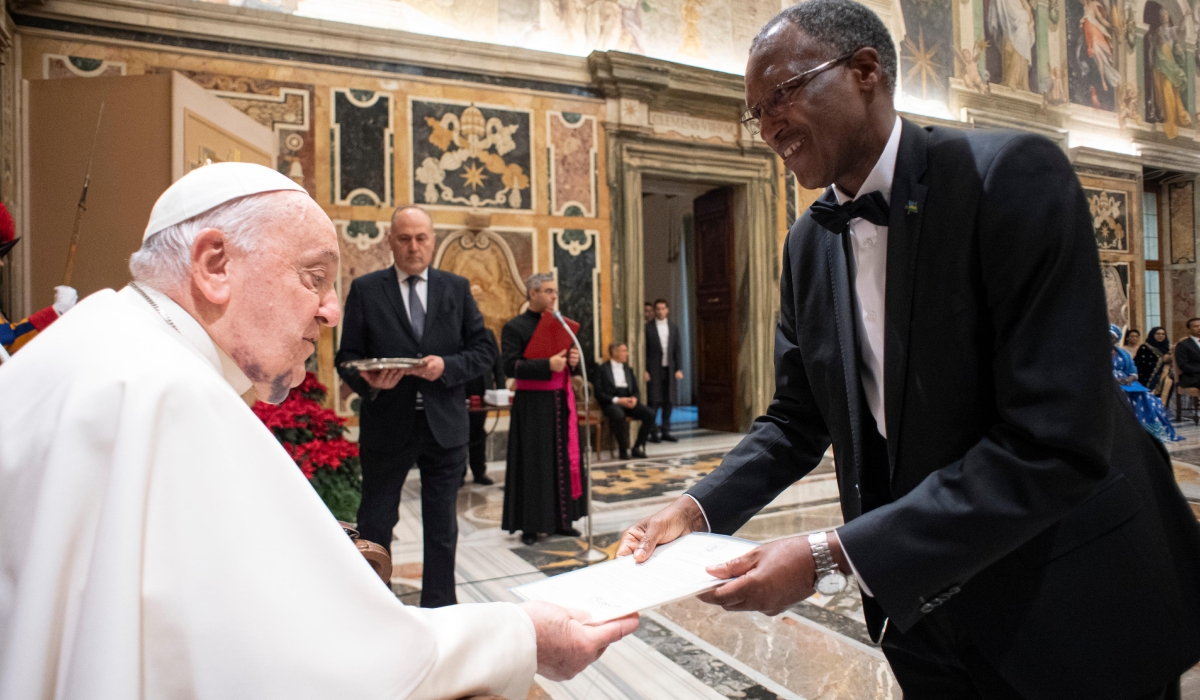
top-left (905, 200), bottom-right (919, 215)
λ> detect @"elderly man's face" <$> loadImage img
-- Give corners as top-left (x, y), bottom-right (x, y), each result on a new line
top-left (745, 24), bottom-right (879, 190)
top-left (226, 192), bottom-right (340, 402)
top-left (390, 209), bottom-right (436, 277)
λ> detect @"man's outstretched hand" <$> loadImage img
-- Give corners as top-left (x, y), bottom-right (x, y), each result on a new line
top-left (520, 602), bottom-right (639, 681)
top-left (615, 496), bottom-right (708, 563)
top-left (697, 532), bottom-right (851, 616)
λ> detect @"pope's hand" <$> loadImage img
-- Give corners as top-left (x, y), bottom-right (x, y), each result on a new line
top-left (52, 286), bottom-right (77, 315)
top-left (360, 368), bottom-right (405, 390)
top-left (615, 495), bottom-right (707, 563)
top-left (520, 602), bottom-right (640, 681)
top-left (697, 536), bottom-right (816, 616)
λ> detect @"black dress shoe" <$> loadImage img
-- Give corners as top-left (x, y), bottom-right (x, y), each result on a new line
top-left (520, 532), bottom-right (538, 545)
top-left (555, 527), bottom-right (582, 537)
top-left (648, 433), bottom-right (662, 443)
top-left (619, 449), bottom-right (630, 460)
top-left (661, 432), bottom-right (679, 442)
top-left (631, 447), bottom-right (647, 458)
top-left (473, 474), bottom-right (495, 486)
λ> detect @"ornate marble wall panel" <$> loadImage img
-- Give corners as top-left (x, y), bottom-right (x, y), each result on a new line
top-left (1173, 267), bottom-right (1197, 341)
top-left (1085, 187), bottom-right (1131, 251)
top-left (548, 111), bottom-right (597, 217)
top-left (433, 227), bottom-right (533, 345)
top-left (552, 228), bottom-right (601, 364)
top-left (160, 70), bottom-right (315, 196)
top-left (331, 89), bottom-right (394, 206)
top-left (1101, 261), bottom-right (1132, 329)
top-left (1171, 181), bottom-right (1196, 264)
top-left (333, 219), bottom-right (393, 416)
top-left (410, 98), bottom-right (533, 211)
top-left (42, 54), bottom-right (125, 79)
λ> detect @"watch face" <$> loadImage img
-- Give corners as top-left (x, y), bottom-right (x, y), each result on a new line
top-left (816, 572), bottom-right (848, 595)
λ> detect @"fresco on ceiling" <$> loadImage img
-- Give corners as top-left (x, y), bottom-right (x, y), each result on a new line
top-left (896, 0), bottom-right (954, 104)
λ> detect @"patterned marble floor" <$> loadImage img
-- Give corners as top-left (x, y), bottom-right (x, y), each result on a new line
top-left (382, 429), bottom-right (1200, 699)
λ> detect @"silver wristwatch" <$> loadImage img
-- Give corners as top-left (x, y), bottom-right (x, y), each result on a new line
top-left (808, 531), bottom-right (848, 595)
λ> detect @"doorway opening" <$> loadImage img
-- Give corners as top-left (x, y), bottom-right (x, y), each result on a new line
top-left (641, 178), bottom-right (739, 434)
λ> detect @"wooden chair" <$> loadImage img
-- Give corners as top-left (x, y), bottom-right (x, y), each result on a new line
top-left (1177, 387), bottom-right (1200, 425)
top-left (574, 378), bottom-right (606, 458)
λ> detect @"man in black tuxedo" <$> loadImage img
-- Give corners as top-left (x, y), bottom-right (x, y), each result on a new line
top-left (336, 206), bottom-right (495, 608)
top-left (595, 341), bottom-right (655, 460)
top-left (464, 328), bottom-right (504, 486)
top-left (1174, 317), bottom-right (1200, 390)
top-left (618, 1), bottom-right (1200, 697)
top-left (644, 299), bottom-right (683, 442)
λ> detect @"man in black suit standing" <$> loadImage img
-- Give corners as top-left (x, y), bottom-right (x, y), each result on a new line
top-left (595, 341), bottom-right (655, 460)
top-left (644, 299), bottom-right (683, 442)
top-left (618, 2), bottom-right (1200, 697)
top-left (336, 206), bottom-right (494, 608)
top-left (464, 328), bottom-right (504, 486)
top-left (1174, 317), bottom-right (1200, 390)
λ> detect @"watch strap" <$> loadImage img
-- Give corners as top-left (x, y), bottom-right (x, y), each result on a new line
top-left (808, 531), bottom-right (838, 577)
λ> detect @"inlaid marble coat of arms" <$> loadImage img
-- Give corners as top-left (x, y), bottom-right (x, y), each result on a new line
top-left (411, 100), bottom-right (532, 210)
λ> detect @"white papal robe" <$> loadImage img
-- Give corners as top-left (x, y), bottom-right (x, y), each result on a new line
top-left (0, 286), bottom-right (537, 700)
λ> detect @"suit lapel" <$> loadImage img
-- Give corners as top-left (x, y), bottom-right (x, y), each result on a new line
top-left (823, 204), bottom-right (866, 520)
top-left (882, 119), bottom-right (930, 475)
top-left (382, 266), bottom-right (419, 346)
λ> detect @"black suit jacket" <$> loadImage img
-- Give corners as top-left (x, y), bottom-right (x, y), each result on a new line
top-left (466, 328), bottom-right (505, 397)
top-left (645, 319), bottom-right (682, 403)
top-left (595, 361), bottom-right (640, 406)
top-left (1175, 337), bottom-right (1200, 388)
top-left (687, 120), bottom-right (1200, 698)
top-left (336, 267), bottom-right (495, 450)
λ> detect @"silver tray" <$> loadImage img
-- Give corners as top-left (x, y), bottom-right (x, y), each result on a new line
top-left (340, 357), bottom-right (425, 371)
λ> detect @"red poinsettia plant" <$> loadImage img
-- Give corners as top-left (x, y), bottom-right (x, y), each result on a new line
top-left (253, 372), bottom-right (362, 520)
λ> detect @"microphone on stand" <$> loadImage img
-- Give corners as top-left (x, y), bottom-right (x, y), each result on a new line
top-left (552, 310), bottom-right (605, 562)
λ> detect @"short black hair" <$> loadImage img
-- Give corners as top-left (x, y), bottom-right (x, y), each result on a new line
top-left (608, 341), bottom-right (627, 355)
top-left (1188, 317), bottom-right (1200, 327)
top-left (1124, 329), bottom-right (1140, 341)
top-left (753, 0), bottom-right (897, 95)
top-left (654, 299), bottom-right (669, 307)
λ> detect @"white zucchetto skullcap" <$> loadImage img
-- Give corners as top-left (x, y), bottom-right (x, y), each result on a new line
top-left (143, 162), bottom-right (307, 241)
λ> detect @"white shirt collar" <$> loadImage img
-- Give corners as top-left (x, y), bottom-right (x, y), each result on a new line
top-left (119, 285), bottom-right (254, 396)
top-left (396, 265), bottom-right (429, 282)
top-left (656, 318), bottom-right (668, 327)
top-left (611, 360), bottom-right (624, 369)
top-left (833, 116), bottom-right (903, 206)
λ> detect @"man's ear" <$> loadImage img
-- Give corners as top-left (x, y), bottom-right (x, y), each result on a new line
top-left (190, 228), bottom-right (233, 306)
top-left (851, 47), bottom-right (882, 90)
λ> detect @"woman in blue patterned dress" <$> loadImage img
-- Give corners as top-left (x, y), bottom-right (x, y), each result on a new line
top-left (1111, 324), bottom-right (1182, 442)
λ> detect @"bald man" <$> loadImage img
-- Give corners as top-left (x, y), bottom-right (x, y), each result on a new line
top-left (336, 205), bottom-right (496, 608)
top-left (0, 166), bottom-right (637, 700)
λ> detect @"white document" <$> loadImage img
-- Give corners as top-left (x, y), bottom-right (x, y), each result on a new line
top-left (510, 533), bottom-right (759, 624)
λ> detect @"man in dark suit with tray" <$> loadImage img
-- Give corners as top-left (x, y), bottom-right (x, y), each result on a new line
top-left (618, 2), bottom-right (1200, 697)
top-left (336, 206), bottom-right (495, 608)
top-left (595, 341), bottom-right (655, 460)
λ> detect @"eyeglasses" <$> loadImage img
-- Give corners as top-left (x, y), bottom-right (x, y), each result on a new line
top-left (741, 50), bottom-right (859, 135)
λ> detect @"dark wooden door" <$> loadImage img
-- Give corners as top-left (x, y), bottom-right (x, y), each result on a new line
top-left (692, 186), bottom-right (737, 432)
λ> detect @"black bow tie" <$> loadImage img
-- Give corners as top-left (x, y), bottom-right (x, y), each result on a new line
top-left (809, 191), bottom-right (890, 234)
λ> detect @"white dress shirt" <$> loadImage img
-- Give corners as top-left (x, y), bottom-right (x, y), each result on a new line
top-left (833, 115), bottom-right (903, 440)
top-left (396, 265), bottom-right (429, 324)
top-left (656, 318), bottom-right (670, 366)
top-left (610, 360), bottom-right (628, 403)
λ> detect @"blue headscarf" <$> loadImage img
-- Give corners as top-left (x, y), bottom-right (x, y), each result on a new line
top-left (1109, 324), bottom-right (1123, 342)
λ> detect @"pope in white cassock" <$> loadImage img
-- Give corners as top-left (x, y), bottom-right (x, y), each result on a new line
top-left (0, 162), bottom-right (637, 700)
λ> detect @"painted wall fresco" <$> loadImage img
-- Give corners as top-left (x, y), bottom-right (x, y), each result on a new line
top-left (434, 227), bottom-right (534, 344)
top-left (898, 0), bottom-right (954, 104)
top-left (1066, 0), bottom-right (1122, 110)
top-left (201, 0), bottom-right (783, 74)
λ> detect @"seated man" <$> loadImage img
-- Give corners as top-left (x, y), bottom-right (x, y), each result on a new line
top-left (1174, 316), bottom-right (1200, 392)
top-left (595, 341), bottom-right (655, 460)
top-left (0, 162), bottom-right (636, 700)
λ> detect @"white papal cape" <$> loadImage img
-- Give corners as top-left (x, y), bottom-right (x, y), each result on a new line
top-left (0, 287), bottom-right (536, 700)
